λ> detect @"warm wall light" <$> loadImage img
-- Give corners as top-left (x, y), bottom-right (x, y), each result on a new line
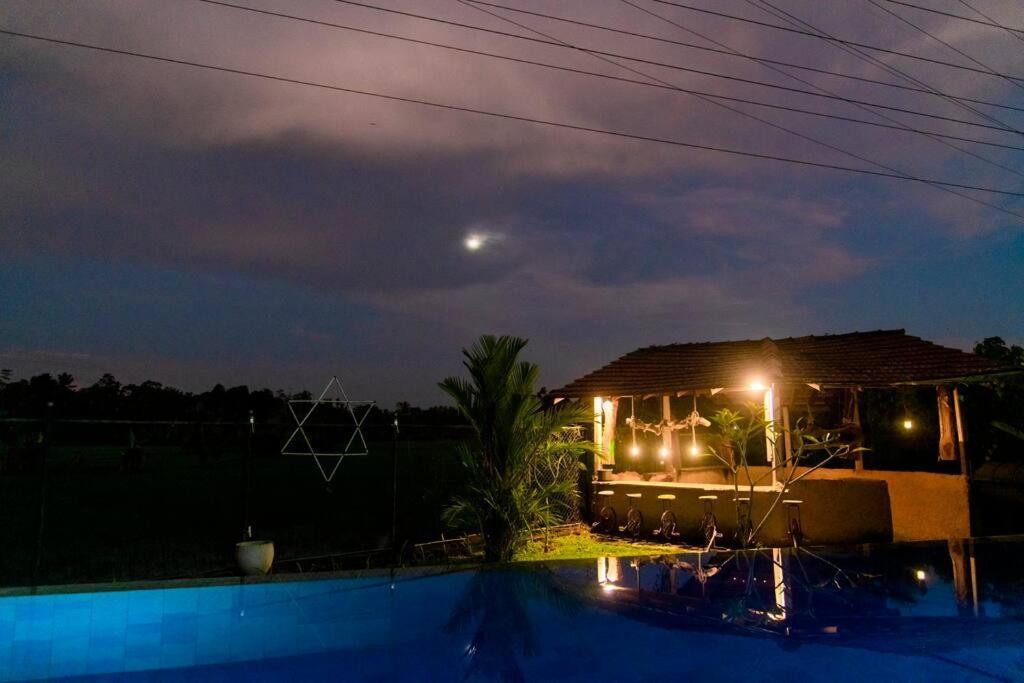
top-left (689, 444), bottom-right (700, 457)
top-left (902, 419), bottom-right (914, 430)
top-left (658, 445), bottom-right (670, 459)
top-left (915, 569), bottom-right (927, 581)
top-left (630, 443), bottom-right (640, 458)
top-left (748, 379), bottom-right (766, 391)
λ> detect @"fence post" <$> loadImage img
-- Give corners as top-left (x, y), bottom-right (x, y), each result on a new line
top-left (31, 401), bottom-right (53, 590)
top-left (241, 411), bottom-right (253, 540)
top-left (391, 414), bottom-right (400, 562)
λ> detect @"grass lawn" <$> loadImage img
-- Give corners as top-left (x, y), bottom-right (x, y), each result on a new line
top-left (516, 529), bottom-right (695, 562)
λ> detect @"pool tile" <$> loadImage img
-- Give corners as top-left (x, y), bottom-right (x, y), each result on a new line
top-left (163, 588), bottom-right (200, 615)
top-left (14, 616), bottom-right (53, 642)
top-left (162, 614), bottom-right (198, 644)
top-left (160, 642), bottom-right (197, 668)
top-left (9, 640), bottom-right (51, 681)
top-left (128, 589), bottom-right (165, 624)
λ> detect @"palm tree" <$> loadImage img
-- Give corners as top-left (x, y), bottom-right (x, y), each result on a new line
top-left (439, 335), bottom-right (590, 562)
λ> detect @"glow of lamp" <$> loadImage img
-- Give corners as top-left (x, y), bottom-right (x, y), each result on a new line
top-left (915, 569), bottom-right (927, 581)
top-left (464, 234), bottom-right (483, 251)
top-left (658, 445), bottom-right (669, 460)
top-left (749, 380), bottom-right (767, 391)
top-left (902, 419), bottom-right (914, 430)
top-left (630, 443), bottom-right (640, 458)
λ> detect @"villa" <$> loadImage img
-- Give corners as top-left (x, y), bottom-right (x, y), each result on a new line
top-left (552, 330), bottom-right (1020, 545)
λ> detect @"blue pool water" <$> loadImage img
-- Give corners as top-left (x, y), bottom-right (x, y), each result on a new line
top-left (2, 539), bottom-right (1023, 681)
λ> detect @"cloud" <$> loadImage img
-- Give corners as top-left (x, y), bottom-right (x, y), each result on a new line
top-left (2, 0), bottom-right (1022, 401)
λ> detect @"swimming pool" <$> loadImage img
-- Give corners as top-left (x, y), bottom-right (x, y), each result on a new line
top-left (2, 538), bottom-right (1022, 681)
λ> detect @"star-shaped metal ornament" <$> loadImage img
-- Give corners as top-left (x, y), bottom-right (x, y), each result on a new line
top-left (281, 376), bottom-right (375, 483)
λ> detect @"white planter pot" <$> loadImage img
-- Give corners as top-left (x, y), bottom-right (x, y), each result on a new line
top-left (236, 540), bottom-right (275, 576)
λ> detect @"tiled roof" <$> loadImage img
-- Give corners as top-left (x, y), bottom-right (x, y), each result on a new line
top-left (551, 330), bottom-right (1018, 397)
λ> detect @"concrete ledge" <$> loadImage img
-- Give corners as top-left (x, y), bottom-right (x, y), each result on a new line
top-left (0, 563), bottom-right (473, 598)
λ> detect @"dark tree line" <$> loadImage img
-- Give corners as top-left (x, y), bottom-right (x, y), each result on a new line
top-left (0, 371), bottom-right (465, 428)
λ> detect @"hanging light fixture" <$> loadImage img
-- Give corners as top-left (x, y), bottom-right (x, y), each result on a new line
top-left (689, 394), bottom-right (700, 457)
top-left (900, 394), bottom-right (914, 431)
top-left (629, 396), bottom-right (640, 458)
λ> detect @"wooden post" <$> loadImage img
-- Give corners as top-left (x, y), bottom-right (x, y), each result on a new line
top-left (764, 385), bottom-right (777, 486)
top-left (953, 387), bottom-right (968, 476)
top-left (851, 389), bottom-right (864, 472)
top-left (662, 395), bottom-right (673, 469)
top-left (604, 399), bottom-right (618, 467)
top-left (593, 397), bottom-right (604, 471)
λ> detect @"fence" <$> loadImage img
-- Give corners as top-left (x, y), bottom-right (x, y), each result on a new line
top-left (0, 416), bottom-right (474, 586)
top-left (0, 415), bottom-right (590, 586)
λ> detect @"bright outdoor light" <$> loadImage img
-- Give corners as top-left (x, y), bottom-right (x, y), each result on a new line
top-left (658, 445), bottom-right (669, 459)
top-left (690, 444), bottom-right (700, 457)
top-left (749, 379), bottom-right (767, 391)
top-left (902, 419), bottom-right (914, 430)
top-left (464, 234), bottom-right (484, 251)
top-left (915, 569), bottom-right (927, 581)
top-left (630, 443), bottom-right (640, 458)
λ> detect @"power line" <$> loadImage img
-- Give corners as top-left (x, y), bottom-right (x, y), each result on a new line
top-left (647, 0), bottom-right (1024, 82)
top-left (880, 0), bottom-right (1024, 35)
top-left (192, 0), bottom-right (1024, 153)
top-left (613, 0), bottom-right (1024, 180)
top-left (956, 0), bottom-right (1024, 47)
top-left (863, 0), bottom-right (1024, 96)
top-left (2, 27), bottom-right (1022, 209)
top-left (746, 0), bottom-right (1021, 135)
top-left (327, 0), bottom-right (1020, 135)
top-left (464, 0), bottom-right (1024, 115)
top-left (454, 0), bottom-right (1024, 214)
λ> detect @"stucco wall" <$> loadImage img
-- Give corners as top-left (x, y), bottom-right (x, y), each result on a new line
top-left (596, 478), bottom-right (892, 546)
top-left (734, 466), bottom-right (971, 542)
top-left (597, 467), bottom-right (970, 544)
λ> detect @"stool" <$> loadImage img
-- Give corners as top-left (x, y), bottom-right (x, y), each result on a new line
top-left (620, 493), bottom-right (644, 538)
top-left (783, 499), bottom-right (804, 547)
top-left (653, 494), bottom-right (678, 541)
top-left (698, 494), bottom-right (723, 550)
top-left (591, 489), bottom-right (618, 534)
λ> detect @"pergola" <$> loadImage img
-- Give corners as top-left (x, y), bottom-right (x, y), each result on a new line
top-left (552, 330), bottom-right (1018, 480)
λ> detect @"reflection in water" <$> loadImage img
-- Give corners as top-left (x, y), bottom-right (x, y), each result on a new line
top-left (446, 539), bottom-right (1020, 681)
top-left (586, 539), bottom-right (1016, 661)
top-left (445, 567), bottom-right (582, 683)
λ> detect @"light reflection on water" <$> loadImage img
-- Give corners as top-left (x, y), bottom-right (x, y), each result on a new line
top-left (2, 537), bottom-right (1024, 681)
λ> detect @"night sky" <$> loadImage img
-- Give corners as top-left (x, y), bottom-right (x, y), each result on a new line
top-left (2, 0), bottom-right (1023, 405)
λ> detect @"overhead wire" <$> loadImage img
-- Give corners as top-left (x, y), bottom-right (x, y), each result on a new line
top-left (0, 27), bottom-right (1021, 212)
top-left (743, 0), bottom-right (1022, 134)
top-left (188, 0), bottom-right (1024, 153)
top-left (881, 0), bottom-right (1024, 36)
top-left (647, 0), bottom-right (1024, 83)
top-left (862, 0), bottom-right (1024, 96)
top-left (327, 0), bottom-right (1021, 136)
top-left (463, 0), bottom-right (1024, 115)
top-left (955, 0), bottom-right (1024, 47)
top-left (453, 0), bottom-right (1024, 215)
top-left (611, 0), bottom-right (1024, 179)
